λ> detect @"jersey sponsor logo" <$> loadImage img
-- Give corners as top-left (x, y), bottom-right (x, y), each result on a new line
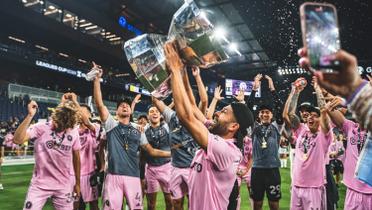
top-left (45, 140), bottom-right (72, 151)
top-left (67, 135), bottom-right (73, 141)
top-left (25, 201), bottom-right (32, 209)
top-left (191, 162), bottom-right (203, 173)
top-left (46, 140), bottom-right (54, 149)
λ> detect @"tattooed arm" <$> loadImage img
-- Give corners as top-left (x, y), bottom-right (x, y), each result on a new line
top-left (283, 86), bottom-right (301, 130)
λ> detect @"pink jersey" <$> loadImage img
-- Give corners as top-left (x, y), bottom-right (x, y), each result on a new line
top-left (291, 123), bottom-right (307, 145)
top-left (293, 125), bottom-right (332, 187)
top-left (341, 120), bottom-right (372, 194)
top-left (239, 136), bottom-right (252, 168)
top-left (5, 133), bottom-right (15, 147)
top-left (27, 121), bottom-right (81, 190)
top-left (328, 140), bottom-right (344, 161)
top-left (79, 124), bottom-right (100, 175)
top-left (188, 133), bottom-right (242, 210)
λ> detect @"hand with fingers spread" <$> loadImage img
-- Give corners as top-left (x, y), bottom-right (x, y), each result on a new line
top-left (164, 42), bottom-right (184, 73)
top-left (234, 89), bottom-right (245, 102)
top-left (213, 86), bottom-right (224, 101)
top-left (253, 74), bottom-right (263, 91)
top-left (265, 75), bottom-right (275, 91)
top-left (298, 48), bottom-right (363, 98)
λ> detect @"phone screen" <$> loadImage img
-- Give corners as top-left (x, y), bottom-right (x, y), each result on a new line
top-left (304, 4), bottom-right (340, 69)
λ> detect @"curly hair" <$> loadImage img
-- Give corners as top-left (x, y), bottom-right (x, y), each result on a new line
top-left (51, 101), bottom-right (79, 132)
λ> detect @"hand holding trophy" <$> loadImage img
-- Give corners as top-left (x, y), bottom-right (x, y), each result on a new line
top-left (124, 0), bottom-right (229, 99)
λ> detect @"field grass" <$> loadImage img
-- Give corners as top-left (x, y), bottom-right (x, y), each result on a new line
top-left (0, 164), bottom-right (346, 209)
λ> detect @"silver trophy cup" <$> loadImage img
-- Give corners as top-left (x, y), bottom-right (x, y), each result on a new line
top-left (124, 0), bottom-right (229, 99)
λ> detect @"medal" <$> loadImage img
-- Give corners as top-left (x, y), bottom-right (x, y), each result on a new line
top-left (303, 153), bottom-right (308, 160)
top-left (261, 138), bottom-right (267, 149)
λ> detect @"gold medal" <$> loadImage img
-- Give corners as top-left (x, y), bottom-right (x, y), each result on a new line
top-left (303, 153), bottom-right (308, 160)
top-left (261, 140), bottom-right (267, 149)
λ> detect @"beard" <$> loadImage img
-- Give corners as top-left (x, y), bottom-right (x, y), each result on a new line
top-left (209, 121), bottom-right (228, 136)
top-left (118, 112), bottom-right (130, 118)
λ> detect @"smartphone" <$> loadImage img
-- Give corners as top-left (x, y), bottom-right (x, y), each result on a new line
top-left (300, 2), bottom-right (340, 71)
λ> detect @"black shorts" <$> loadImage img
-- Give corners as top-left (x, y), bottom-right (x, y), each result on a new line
top-left (330, 159), bottom-right (344, 174)
top-left (250, 168), bottom-right (281, 202)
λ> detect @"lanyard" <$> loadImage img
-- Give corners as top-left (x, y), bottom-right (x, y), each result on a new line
top-left (302, 132), bottom-right (317, 154)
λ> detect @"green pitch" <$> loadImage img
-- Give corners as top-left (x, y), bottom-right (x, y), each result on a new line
top-left (0, 164), bottom-right (346, 209)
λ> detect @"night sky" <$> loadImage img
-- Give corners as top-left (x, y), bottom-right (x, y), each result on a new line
top-left (234, 0), bottom-right (372, 66)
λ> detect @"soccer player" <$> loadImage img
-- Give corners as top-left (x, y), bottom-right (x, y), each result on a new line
top-left (141, 106), bottom-right (173, 210)
top-left (325, 95), bottom-right (372, 209)
top-left (164, 42), bottom-right (254, 210)
top-left (282, 78), bottom-right (311, 179)
top-left (92, 64), bottom-right (171, 210)
top-left (13, 94), bottom-right (81, 210)
top-left (74, 104), bottom-right (101, 210)
top-left (152, 95), bottom-right (199, 210)
top-left (247, 74), bottom-right (284, 210)
top-left (290, 102), bottom-right (332, 210)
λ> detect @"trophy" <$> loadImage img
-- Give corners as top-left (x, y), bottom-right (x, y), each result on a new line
top-left (123, 0), bottom-right (229, 99)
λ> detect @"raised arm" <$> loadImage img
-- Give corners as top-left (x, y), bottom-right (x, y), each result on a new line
top-left (266, 75), bottom-right (284, 124)
top-left (182, 67), bottom-right (207, 123)
top-left (192, 66), bottom-right (209, 115)
top-left (92, 63), bottom-right (109, 122)
top-left (131, 94), bottom-right (141, 112)
top-left (13, 101), bottom-right (37, 144)
top-left (246, 74), bottom-right (262, 110)
top-left (320, 107), bottom-right (331, 134)
top-left (282, 79), bottom-right (305, 129)
top-left (206, 86), bottom-right (224, 120)
top-left (152, 96), bottom-right (167, 113)
top-left (324, 96), bottom-right (346, 128)
top-left (165, 42), bottom-right (209, 149)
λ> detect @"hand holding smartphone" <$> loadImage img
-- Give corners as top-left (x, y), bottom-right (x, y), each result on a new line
top-left (300, 2), bottom-right (340, 71)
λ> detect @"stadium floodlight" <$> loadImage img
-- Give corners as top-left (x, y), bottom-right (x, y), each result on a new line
top-left (85, 25), bottom-right (98, 30)
top-left (213, 27), bottom-right (229, 43)
top-left (109, 37), bottom-right (122, 41)
top-left (228, 43), bottom-right (242, 56)
top-left (80, 22), bottom-right (92, 28)
top-left (199, 10), bottom-right (207, 20)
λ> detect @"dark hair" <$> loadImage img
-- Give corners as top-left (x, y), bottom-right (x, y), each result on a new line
top-left (138, 115), bottom-right (148, 121)
top-left (80, 104), bottom-right (92, 113)
top-left (147, 105), bottom-right (157, 113)
top-left (116, 98), bottom-right (132, 109)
